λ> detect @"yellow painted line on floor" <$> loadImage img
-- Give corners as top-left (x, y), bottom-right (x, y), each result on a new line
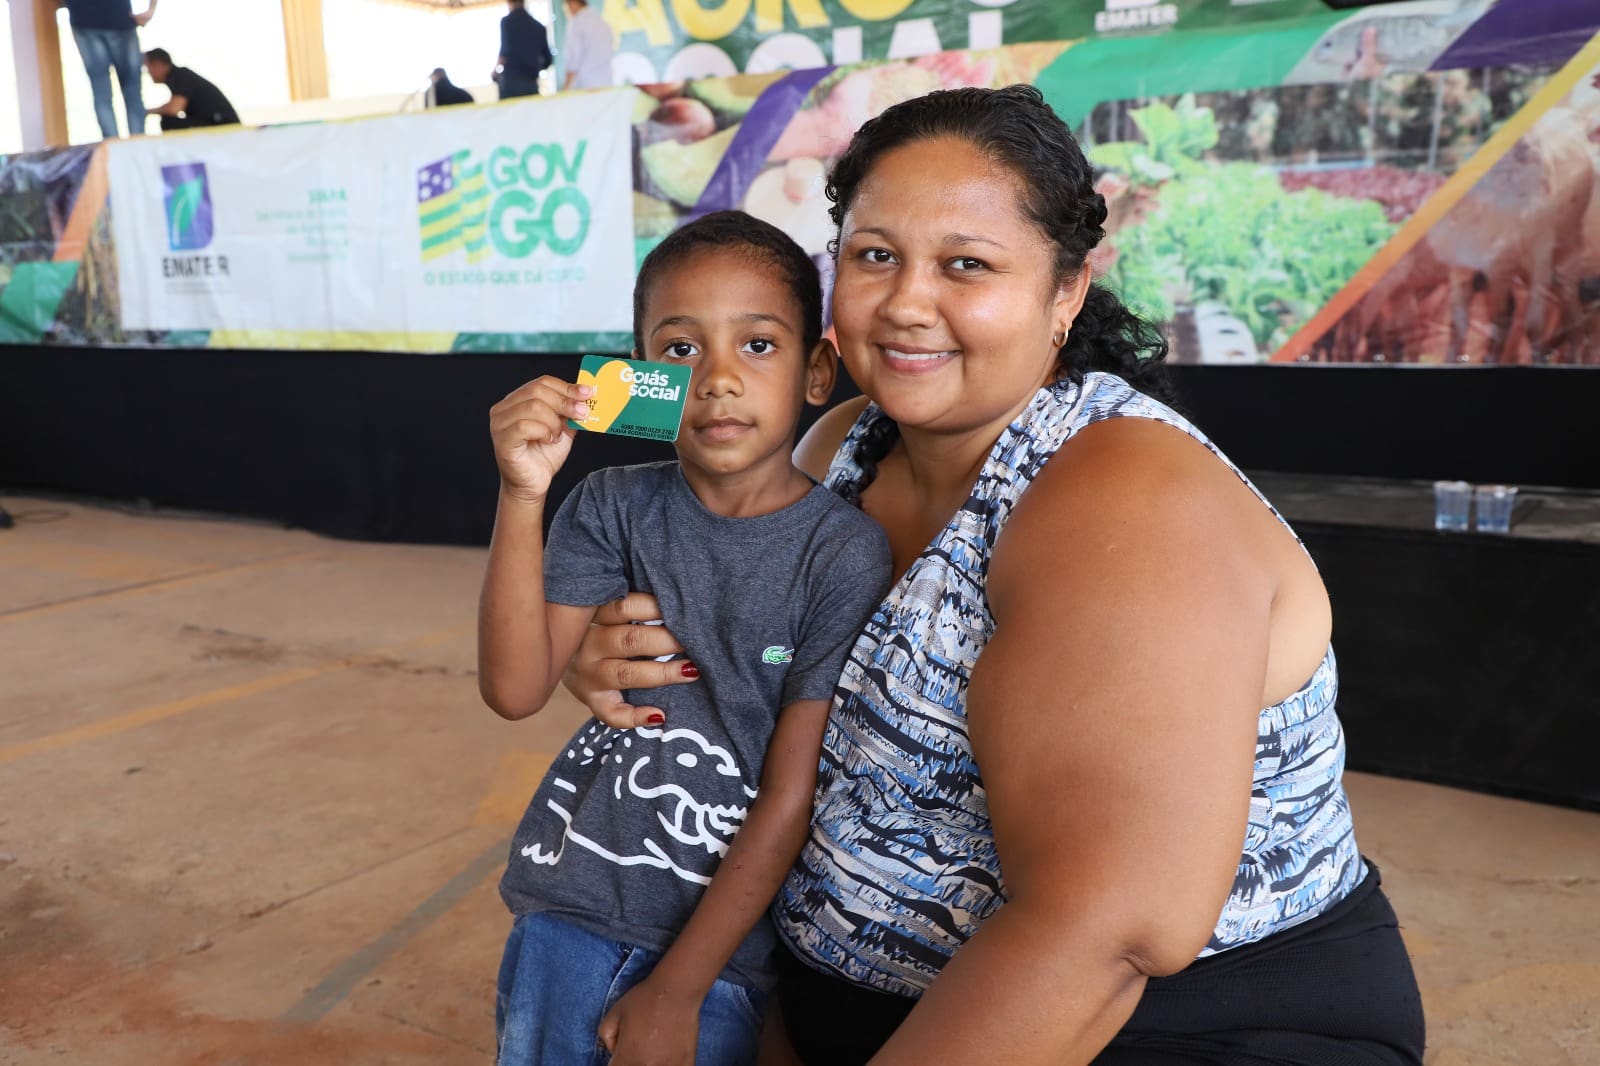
top-left (0, 622), bottom-right (475, 767)
top-left (0, 551), bottom-right (320, 624)
top-left (5, 537), bottom-right (228, 583)
top-left (472, 749), bottom-right (557, 826)
top-left (0, 662), bottom-right (347, 766)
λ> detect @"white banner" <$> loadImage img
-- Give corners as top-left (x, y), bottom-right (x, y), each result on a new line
top-left (108, 90), bottom-right (636, 340)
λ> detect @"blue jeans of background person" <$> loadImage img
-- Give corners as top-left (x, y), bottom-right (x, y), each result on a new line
top-left (496, 912), bottom-right (764, 1066)
top-left (72, 27), bottom-right (145, 138)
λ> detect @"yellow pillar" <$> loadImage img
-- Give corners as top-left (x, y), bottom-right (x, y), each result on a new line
top-left (280, 0), bottom-right (330, 101)
top-left (10, 0), bottom-right (70, 148)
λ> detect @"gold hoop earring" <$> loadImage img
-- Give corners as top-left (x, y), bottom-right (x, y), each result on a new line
top-left (1052, 330), bottom-right (1067, 348)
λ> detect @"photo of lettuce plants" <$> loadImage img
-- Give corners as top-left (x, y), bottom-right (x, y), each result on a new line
top-left (1081, 64), bottom-right (1560, 364)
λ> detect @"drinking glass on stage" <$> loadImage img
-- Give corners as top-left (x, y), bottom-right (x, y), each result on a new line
top-left (1433, 480), bottom-right (1471, 532)
top-left (1473, 485), bottom-right (1517, 534)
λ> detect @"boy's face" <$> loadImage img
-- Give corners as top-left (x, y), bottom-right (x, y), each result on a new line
top-left (638, 246), bottom-right (833, 480)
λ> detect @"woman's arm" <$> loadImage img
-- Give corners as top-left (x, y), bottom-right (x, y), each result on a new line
top-left (870, 419), bottom-right (1279, 1064)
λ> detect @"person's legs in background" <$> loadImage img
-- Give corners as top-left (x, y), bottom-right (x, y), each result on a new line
top-left (110, 29), bottom-right (147, 136)
top-left (71, 28), bottom-right (120, 138)
top-left (498, 72), bottom-right (540, 99)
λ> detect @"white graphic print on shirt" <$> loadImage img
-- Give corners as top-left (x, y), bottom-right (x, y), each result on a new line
top-left (521, 721), bottom-right (758, 886)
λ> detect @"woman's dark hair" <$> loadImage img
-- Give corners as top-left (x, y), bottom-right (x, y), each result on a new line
top-left (633, 210), bottom-right (823, 357)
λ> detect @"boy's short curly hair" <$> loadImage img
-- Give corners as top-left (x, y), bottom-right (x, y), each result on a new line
top-left (633, 211), bottom-right (824, 357)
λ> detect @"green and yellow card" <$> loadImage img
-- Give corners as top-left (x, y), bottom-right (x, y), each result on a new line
top-left (568, 355), bottom-right (691, 442)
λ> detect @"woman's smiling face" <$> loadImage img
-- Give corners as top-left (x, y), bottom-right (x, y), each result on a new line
top-left (831, 136), bottom-right (1086, 438)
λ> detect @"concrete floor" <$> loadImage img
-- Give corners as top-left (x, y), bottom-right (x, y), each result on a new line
top-left (1, 495), bottom-right (1596, 1065)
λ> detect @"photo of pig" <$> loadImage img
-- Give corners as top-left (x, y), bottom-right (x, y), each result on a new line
top-left (1078, 59), bottom-right (1577, 363)
top-left (1313, 67), bottom-right (1600, 364)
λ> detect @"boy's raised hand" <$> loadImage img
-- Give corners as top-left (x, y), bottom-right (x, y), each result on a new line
top-left (489, 377), bottom-right (594, 505)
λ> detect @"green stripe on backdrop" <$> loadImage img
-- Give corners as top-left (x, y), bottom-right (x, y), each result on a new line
top-left (420, 230), bottom-right (462, 253)
top-left (1037, 13), bottom-right (1345, 127)
top-left (419, 199), bottom-right (460, 228)
top-left (164, 330), bottom-right (212, 346)
top-left (452, 331), bottom-right (634, 354)
top-left (0, 261), bottom-right (80, 344)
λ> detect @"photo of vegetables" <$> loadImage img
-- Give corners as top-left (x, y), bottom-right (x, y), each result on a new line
top-left (628, 44), bottom-right (1070, 310)
top-left (1079, 63), bottom-right (1582, 364)
top-left (0, 147), bottom-right (92, 346)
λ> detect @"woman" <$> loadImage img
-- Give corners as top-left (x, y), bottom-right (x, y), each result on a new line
top-left (570, 85), bottom-right (1425, 1065)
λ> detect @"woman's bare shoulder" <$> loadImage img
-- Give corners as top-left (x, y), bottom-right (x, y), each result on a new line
top-left (793, 395), bottom-right (870, 482)
top-left (991, 417), bottom-right (1275, 607)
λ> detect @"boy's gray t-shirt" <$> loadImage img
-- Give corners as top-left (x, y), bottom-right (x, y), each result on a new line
top-left (499, 461), bottom-right (893, 989)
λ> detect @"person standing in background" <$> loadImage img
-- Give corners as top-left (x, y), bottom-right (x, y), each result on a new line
top-left (60, 0), bottom-right (156, 138)
top-left (495, 0), bottom-right (552, 100)
top-left (143, 48), bottom-right (239, 130)
top-left (560, 0), bottom-right (614, 92)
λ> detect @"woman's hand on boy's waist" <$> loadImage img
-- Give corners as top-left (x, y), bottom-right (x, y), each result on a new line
top-left (563, 593), bottom-right (702, 730)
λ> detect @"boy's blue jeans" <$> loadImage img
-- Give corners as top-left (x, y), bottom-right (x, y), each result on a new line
top-left (71, 27), bottom-right (146, 138)
top-left (496, 912), bottom-right (765, 1066)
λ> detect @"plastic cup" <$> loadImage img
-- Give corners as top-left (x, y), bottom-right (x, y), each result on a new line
top-left (1433, 480), bottom-right (1471, 532)
top-left (1474, 484), bottom-right (1517, 534)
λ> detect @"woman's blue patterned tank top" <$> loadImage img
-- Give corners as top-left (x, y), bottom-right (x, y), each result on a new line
top-left (774, 372), bottom-right (1367, 998)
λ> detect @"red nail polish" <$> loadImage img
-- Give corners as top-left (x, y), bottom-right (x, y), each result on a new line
top-left (681, 662), bottom-right (700, 679)
top-left (646, 713), bottom-right (666, 725)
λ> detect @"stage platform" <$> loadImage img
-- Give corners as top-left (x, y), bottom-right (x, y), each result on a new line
top-left (2, 495), bottom-right (1598, 1065)
top-left (1250, 473), bottom-right (1600, 545)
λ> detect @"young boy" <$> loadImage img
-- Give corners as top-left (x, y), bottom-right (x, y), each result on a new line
top-left (478, 211), bottom-right (892, 1065)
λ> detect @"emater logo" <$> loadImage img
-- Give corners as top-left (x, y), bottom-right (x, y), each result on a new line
top-left (162, 162), bottom-right (214, 251)
top-left (1097, 0), bottom-right (1178, 32)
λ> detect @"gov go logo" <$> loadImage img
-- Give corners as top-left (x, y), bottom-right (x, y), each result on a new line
top-left (416, 140), bottom-right (591, 264)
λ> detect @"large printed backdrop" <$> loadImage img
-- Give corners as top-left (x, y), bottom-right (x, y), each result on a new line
top-left (584, 0), bottom-right (1333, 85)
top-left (2, 0), bottom-right (1599, 364)
top-left (107, 90), bottom-right (637, 351)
